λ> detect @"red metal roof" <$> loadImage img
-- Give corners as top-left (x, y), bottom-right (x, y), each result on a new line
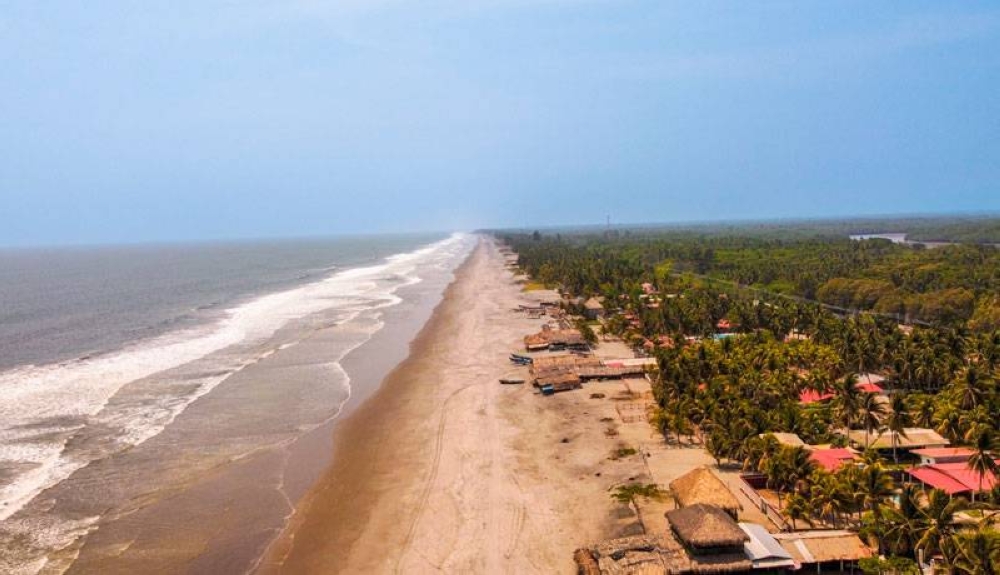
top-left (908, 466), bottom-right (970, 495)
top-left (810, 448), bottom-right (859, 472)
top-left (856, 382), bottom-right (884, 393)
top-left (799, 389), bottom-right (835, 404)
top-left (908, 461), bottom-right (1000, 495)
top-left (799, 381), bottom-right (882, 405)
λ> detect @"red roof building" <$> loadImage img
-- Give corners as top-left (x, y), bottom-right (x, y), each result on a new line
top-left (809, 448), bottom-right (860, 472)
top-left (908, 461), bottom-right (1000, 496)
top-left (799, 389), bottom-right (836, 404)
top-left (799, 380), bottom-right (884, 405)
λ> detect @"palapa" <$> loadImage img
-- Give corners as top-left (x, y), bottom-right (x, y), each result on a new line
top-left (584, 531), bottom-right (752, 575)
top-left (665, 504), bottom-right (749, 551)
top-left (668, 467), bottom-right (740, 517)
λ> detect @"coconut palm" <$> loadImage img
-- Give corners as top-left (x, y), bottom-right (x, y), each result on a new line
top-left (858, 463), bottom-right (895, 553)
top-left (883, 484), bottom-right (923, 558)
top-left (885, 393), bottom-right (911, 463)
top-left (810, 471), bottom-right (850, 528)
top-left (860, 392), bottom-right (889, 449)
top-left (784, 493), bottom-right (814, 531)
top-left (833, 373), bottom-right (863, 432)
top-left (916, 489), bottom-right (967, 561)
top-left (952, 366), bottom-right (987, 411)
top-left (968, 428), bottom-right (1000, 503)
top-left (946, 527), bottom-right (1000, 575)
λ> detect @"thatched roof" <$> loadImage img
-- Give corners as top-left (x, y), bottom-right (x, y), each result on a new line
top-left (759, 432), bottom-right (805, 447)
top-left (535, 373), bottom-right (581, 389)
top-left (669, 467), bottom-right (740, 514)
top-left (573, 532), bottom-right (753, 575)
top-left (583, 533), bottom-right (751, 575)
top-left (666, 504), bottom-right (749, 550)
top-left (574, 548), bottom-right (602, 575)
top-left (584, 297), bottom-right (605, 310)
top-left (578, 366), bottom-right (646, 380)
top-left (773, 530), bottom-right (874, 564)
top-left (531, 354), bottom-right (601, 370)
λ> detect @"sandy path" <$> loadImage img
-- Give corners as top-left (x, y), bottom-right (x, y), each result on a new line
top-left (258, 237), bottom-right (643, 574)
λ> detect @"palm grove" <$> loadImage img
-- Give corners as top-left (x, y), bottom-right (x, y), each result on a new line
top-left (501, 227), bottom-right (1000, 572)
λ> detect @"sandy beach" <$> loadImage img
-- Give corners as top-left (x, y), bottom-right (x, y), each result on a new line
top-left (258, 237), bottom-right (661, 574)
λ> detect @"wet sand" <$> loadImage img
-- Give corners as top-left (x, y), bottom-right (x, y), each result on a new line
top-left (259, 238), bottom-right (645, 574)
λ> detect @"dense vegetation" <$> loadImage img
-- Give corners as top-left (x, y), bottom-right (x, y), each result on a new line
top-left (500, 222), bottom-right (1000, 570)
top-left (503, 226), bottom-right (1000, 330)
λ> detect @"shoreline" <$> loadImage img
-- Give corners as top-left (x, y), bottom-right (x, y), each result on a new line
top-left (256, 239), bottom-right (487, 573)
top-left (257, 236), bottom-right (649, 574)
top-left (0, 236), bottom-right (471, 575)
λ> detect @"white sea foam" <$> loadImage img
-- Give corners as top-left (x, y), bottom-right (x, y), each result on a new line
top-left (0, 233), bottom-right (473, 524)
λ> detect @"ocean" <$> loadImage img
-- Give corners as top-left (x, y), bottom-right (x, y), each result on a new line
top-left (0, 232), bottom-right (476, 574)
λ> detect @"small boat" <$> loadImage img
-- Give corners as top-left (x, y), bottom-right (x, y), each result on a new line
top-left (499, 377), bottom-right (525, 385)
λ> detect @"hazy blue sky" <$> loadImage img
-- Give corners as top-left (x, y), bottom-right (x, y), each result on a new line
top-left (3, 1), bottom-right (999, 245)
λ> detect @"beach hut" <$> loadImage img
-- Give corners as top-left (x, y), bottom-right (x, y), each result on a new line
top-left (668, 467), bottom-right (741, 519)
top-left (666, 504), bottom-right (750, 558)
top-left (584, 297), bottom-right (605, 320)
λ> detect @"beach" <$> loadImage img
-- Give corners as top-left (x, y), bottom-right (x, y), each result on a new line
top-left (259, 237), bottom-right (653, 574)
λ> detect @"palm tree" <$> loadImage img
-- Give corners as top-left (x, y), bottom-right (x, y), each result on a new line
top-left (952, 366), bottom-right (986, 411)
top-left (610, 483), bottom-right (663, 532)
top-left (858, 463), bottom-right (895, 553)
top-left (885, 393), bottom-right (911, 463)
top-left (810, 471), bottom-right (849, 528)
top-left (967, 428), bottom-right (1000, 503)
top-left (784, 493), bottom-right (813, 531)
top-left (916, 489), bottom-right (967, 561)
top-left (883, 484), bottom-right (923, 558)
top-left (860, 392), bottom-right (889, 449)
top-left (908, 393), bottom-right (936, 429)
top-left (947, 527), bottom-right (1000, 575)
top-left (833, 373), bottom-right (863, 432)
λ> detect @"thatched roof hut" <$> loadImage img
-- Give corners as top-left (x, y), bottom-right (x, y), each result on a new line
top-left (580, 530), bottom-right (753, 575)
top-left (668, 467), bottom-right (740, 518)
top-left (535, 372), bottom-right (582, 391)
top-left (666, 504), bottom-right (749, 552)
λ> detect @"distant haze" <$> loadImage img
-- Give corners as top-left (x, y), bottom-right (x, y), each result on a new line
top-left (3, 1), bottom-right (999, 246)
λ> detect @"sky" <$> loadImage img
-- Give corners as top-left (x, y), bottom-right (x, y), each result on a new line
top-left (2, 1), bottom-right (999, 246)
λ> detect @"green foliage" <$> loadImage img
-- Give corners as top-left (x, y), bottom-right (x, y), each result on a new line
top-left (609, 483), bottom-right (663, 504)
top-left (859, 556), bottom-right (920, 575)
top-left (613, 447), bottom-right (638, 458)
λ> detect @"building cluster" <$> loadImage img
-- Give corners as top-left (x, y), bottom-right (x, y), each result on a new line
top-left (575, 467), bottom-right (872, 574)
